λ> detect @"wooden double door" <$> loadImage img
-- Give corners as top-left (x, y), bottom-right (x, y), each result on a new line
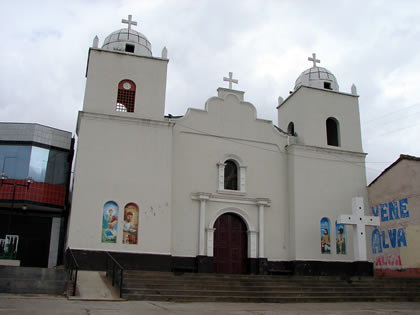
top-left (213, 213), bottom-right (248, 274)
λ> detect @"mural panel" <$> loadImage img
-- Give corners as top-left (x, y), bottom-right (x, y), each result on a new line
top-left (335, 221), bottom-right (346, 254)
top-left (102, 201), bottom-right (119, 243)
top-left (320, 217), bottom-right (331, 254)
top-left (123, 203), bottom-right (139, 244)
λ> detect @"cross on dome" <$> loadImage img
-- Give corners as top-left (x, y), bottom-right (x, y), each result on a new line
top-left (308, 53), bottom-right (320, 68)
top-left (122, 14), bottom-right (138, 30)
top-left (223, 72), bottom-right (238, 90)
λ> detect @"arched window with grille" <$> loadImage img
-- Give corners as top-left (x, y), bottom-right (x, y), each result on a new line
top-left (326, 117), bottom-right (340, 146)
top-left (116, 80), bottom-right (136, 112)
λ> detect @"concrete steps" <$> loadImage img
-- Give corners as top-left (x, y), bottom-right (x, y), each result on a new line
top-left (121, 271), bottom-right (420, 303)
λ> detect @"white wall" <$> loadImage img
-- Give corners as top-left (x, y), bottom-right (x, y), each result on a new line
top-left (287, 143), bottom-right (368, 261)
top-left (68, 112), bottom-right (173, 254)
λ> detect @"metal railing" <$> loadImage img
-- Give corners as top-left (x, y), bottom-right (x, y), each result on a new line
top-left (65, 248), bottom-right (79, 296)
top-left (106, 252), bottom-right (124, 298)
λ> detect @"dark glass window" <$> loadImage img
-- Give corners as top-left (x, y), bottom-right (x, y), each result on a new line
top-left (324, 82), bottom-right (332, 90)
top-left (224, 160), bottom-right (238, 190)
top-left (44, 150), bottom-right (70, 185)
top-left (0, 145), bottom-right (70, 185)
top-left (326, 118), bottom-right (340, 146)
top-left (29, 146), bottom-right (49, 182)
top-left (287, 122), bottom-right (295, 135)
top-left (0, 145), bottom-right (31, 179)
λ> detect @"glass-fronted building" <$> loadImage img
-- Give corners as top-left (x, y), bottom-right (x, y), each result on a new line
top-left (0, 123), bottom-right (73, 267)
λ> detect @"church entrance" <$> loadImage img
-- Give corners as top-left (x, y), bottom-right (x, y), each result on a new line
top-left (213, 213), bottom-right (248, 274)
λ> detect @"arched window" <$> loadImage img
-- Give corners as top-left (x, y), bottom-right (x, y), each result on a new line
top-left (287, 122), bottom-right (295, 135)
top-left (326, 117), bottom-right (340, 146)
top-left (116, 80), bottom-right (136, 112)
top-left (224, 160), bottom-right (238, 190)
top-left (217, 156), bottom-right (246, 193)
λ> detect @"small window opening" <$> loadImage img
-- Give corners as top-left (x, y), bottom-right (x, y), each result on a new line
top-left (324, 82), bottom-right (332, 90)
top-left (116, 80), bottom-right (136, 112)
top-left (287, 122), bottom-right (295, 136)
top-left (224, 160), bottom-right (238, 190)
top-left (125, 44), bottom-right (135, 53)
top-left (326, 117), bottom-right (340, 146)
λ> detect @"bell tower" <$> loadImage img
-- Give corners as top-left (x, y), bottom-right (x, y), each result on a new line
top-left (277, 54), bottom-right (368, 261)
top-left (82, 15), bottom-right (169, 121)
top-left (277, 53), bottom-right (363, 152)
top-left (68, 15), bottom-right (174, 255)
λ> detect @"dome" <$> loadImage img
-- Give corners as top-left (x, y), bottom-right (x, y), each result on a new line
top-left (102, 28), bottom-right (152, 57)
top-left (294, 54), bottom-right (339, 92)
top-left (294, 66), bottom-right (339, 92)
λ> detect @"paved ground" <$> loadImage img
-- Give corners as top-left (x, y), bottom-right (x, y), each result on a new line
top-left (0, 294), bottom-right (419, 315)
top-left (74, 271), bottom-right (121, 301)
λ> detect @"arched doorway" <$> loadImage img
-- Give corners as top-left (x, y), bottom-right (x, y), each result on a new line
top-left (213, 213), bottom-right (248, 274)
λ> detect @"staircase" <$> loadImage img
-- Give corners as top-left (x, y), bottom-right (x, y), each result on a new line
top-left (121, 271), bottom-right (420, 303)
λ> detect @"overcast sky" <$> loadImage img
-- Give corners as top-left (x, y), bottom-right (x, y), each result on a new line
top-left (1, 0), bottom-right (420, 183)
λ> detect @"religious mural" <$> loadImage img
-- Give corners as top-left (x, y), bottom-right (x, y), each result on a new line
top-left (335, 221), bottom-right (346, 254)
top-left (123, 202), bottom-right (139, 244)
top-left (101, 201), bottom-right (119, 243)
top-left (320, 217), bottom-right (331, 254)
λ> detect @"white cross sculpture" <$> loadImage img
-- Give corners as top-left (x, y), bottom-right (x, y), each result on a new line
top-left (122, 14), bottom-right (138, 30)
top-left (223, 72), bottom-right (238, 90)
top-left (338, 197), bottom-right (380, 261)
top-left (308, 53), bottom-right (320, 68)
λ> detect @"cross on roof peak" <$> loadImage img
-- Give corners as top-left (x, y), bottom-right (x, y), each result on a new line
top-left (308, 53), bottom-right (320, 68)
top-left (122, 14), bottom-right (138, 31)
top-left (223, 72), bottom-right (238, 90)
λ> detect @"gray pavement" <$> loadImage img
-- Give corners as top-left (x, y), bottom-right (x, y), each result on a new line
top-left (0, 294), bottom-right (419, 315)
top-left (73, 271), bottom-right (122, 301)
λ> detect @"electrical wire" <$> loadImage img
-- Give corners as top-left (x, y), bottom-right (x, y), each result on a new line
top-left (363, 102), bottom-right (420, 125)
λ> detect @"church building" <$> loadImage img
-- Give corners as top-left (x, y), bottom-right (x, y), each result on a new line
top-left (67, 16), bottom-right (371, 275)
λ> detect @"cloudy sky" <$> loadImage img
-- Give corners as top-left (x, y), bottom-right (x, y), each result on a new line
top-left (1, 0), bottom-right (420, 183)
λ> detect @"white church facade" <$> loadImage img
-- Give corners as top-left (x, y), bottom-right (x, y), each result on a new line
top-left (67, 16), bottom-right (372, 275)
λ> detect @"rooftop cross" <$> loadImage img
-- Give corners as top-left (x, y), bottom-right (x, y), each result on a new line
top-left (223, 72), bottom-right (238, 90)
top-left (122, 14), bottom-right (138, 30)
top-left (308, 53), bottom-right (320, 68)
top-left (337, 197), bottom-right (380, 261)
